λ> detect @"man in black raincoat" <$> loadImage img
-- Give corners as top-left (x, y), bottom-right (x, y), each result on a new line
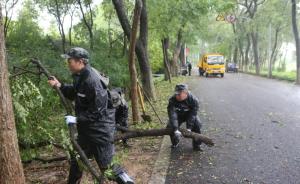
top-left (187, 61), bottom-right (192, 76)
top-left (48, 47), bottom-right (134, 184)
top-left (167, 84), bottom-right (202, 151)
top-left (110, 88), bottom-right (130, 146)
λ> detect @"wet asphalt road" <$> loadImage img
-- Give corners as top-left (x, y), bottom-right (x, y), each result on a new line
top-left (165, 72), bottom-right (300, 184)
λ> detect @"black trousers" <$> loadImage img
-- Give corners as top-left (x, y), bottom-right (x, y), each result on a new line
top-left (167, 115), bottom-right (202, 147)
top-left (67, 137), bottom-right (114, 184)
top-left (116, 120), bottom-right (129, 144)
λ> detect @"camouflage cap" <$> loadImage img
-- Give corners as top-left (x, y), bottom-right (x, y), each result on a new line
top-left (175, 83), bottom-right (188, 94)
top-left (61, 47), bottom-right (89, 60)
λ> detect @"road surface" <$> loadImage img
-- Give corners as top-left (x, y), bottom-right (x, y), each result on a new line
top-left (165, 73), bottom-right (300, 184)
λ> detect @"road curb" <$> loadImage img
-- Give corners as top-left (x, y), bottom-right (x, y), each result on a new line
top-left (148, 136), bottom-right (171, 184)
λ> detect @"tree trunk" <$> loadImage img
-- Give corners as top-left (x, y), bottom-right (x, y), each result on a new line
top-left (272, 43), bottom-right (281, 69)
top-left (107, 12), bottom-right (114, 57)
top-left (238, 39), bottom-right (244, 71)
top-left (231, 23), bottom-right (239, 65)
top-left (162, 38), bottom-right (171, 82)
top-left (122, 33), bottom-right (127, 57)
top-left (233, 46), bottom-right (238, 64)
top-left (239, 1), bottom-right (265, 73)
top-left (244, 34), bottom-right (251, 72)
top-left (4, 11), bottom-right (12, 38)
top-left (68, 25), bottom-right (72, 47)
top-left (251, 32), bottom-right (260, 75)
top-left (0, 7), bottom-right (26, 183)
top-left (261, 49), bottom-right (268, 69)
top-left (4, 13), bottom-right (10, 38)
top-left (292, 0), bottom-right (300, 84)
top-left (3, 0), bottom-right (19, 38)
top-left (137, 0), bottom-right (156, 99)
top-left (77, 0), bottom-right (94, 50)
top-left (171, 29), bottom-right (182, 76)
top-left (269, 27), bottom-right (280, 78)
top-left (54, 0), bottom-right (66, 53)
top-left (68, 8), bottom-right (75, 47)
top-left (128, 0), bottom-right (142, 123)
top-left (179, 43), bottom-right (186, 66)
top-left (112, 0), bottom-right (156, 99)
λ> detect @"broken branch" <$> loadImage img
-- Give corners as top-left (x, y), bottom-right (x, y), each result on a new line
top-left (115, 126), bottom-right (214, 147)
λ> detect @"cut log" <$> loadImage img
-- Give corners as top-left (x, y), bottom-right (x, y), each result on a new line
top-left (115, 126), bottom-right (214, 147)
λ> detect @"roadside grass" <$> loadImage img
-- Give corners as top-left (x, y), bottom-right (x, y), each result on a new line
top-left (245, 69), bottom-right (296, 82)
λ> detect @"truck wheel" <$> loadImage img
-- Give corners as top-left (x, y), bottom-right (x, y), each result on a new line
top-left (221, 73), bottom-right (224, 78)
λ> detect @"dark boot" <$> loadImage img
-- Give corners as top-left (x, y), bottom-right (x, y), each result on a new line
top-left (67, 156), bottom-right (83, 184)
top-left (193, 145), bottom-right (203, 151)
top-left (112, 164), bottom-right (134, 184)
top-left (122, 139), bottom-right (131, 148)
top-left (171, 133), bottom-right (181, 148)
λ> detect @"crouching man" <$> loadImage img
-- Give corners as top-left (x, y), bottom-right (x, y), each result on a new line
top-left (110, 88), bottom-right (130, 147)
top-left (167, 84), bottom-right (203, 151)
top-left (48, 47), bottom-right (134, 184)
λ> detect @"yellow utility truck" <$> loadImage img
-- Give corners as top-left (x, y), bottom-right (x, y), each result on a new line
top-left (197, 53), bottom-right (225, 78)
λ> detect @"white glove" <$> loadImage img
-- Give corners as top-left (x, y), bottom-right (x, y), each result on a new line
top-left (187, 129), bottom-right (191, 132)
top-left (174, 130), bottom-right (182, 137)
top-left (65, 115), bottom-right (77, 125)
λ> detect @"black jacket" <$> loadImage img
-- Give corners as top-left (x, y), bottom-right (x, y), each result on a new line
top-left (167, 92), bottom-right (199, 130)
top-left (115, 102), bottom-right (129, 127)
top-left (187, 63), bottom-right (192, 70)
top-left (60, 65), bottom-right (115, 144)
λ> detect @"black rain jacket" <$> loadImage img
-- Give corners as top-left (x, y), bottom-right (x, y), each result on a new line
top-left (60, 65), bottom-right (115, 144)
top-left (167, 92), bottom-right (199, 130)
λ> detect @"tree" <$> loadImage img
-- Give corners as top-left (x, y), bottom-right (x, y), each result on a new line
top-left (77, 0), bottom-right (95, 50)
top-left (112, 0), bottom-right (156, 99)
top-left (35, 0), bottom-right (74, 53)
top-left (2, 0), bottom-right (19, 38)
top-left (128, 0), bottom-right (142, 123)
top-left (6, 0), bottom-right (44, 57)
top-left (291, 0), bottom-right (300, 84)
top-left (0, 5), bottom-right (26, 183)
top-left (162, 38), bottom-right (172, 82)
top-left (239, 0), bottom-right (266, 75)
top-left (250, 0), bottom-right (290, 77)
top-left (67, 3), bottom-right (77, 47)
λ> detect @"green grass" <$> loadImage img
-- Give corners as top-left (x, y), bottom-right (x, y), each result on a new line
top-left (246, 69), bottom-right (296, 82)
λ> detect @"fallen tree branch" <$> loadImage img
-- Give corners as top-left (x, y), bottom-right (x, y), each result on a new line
top-left (115, 126), bottom-right (214, 147)
top-left (22, 156), bottom-right (68, 164)
top-left (19, 141), bottom-right (65, 150)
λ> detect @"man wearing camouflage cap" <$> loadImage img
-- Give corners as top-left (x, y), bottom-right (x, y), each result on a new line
top-left (48, 47), bottom-right (134, 184)
top-left (110, 88), bottom-right (130, 146)
top-left (167, 84), bottom-right (203, 151)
